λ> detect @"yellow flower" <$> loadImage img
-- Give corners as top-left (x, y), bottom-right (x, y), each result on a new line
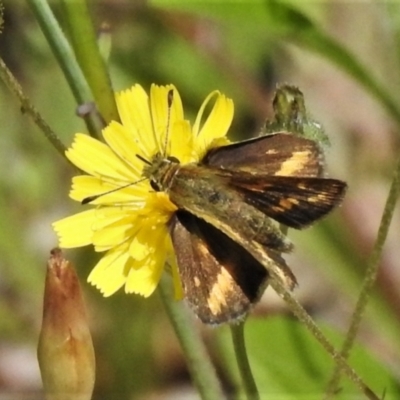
top-left (53, 84), bottom-right (234, 299)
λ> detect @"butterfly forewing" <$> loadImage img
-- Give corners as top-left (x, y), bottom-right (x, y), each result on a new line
top-left (203, 132), bottom-right (324, 178)
top-left (202, 133), bottom-right (347, 229)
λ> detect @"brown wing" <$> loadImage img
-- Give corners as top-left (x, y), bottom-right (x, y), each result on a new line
top-left (203, 132), bottom-right (324, 178)
top-left (222, 172), bottom-right (347, 229)
top-left (169, 211), bottom-right (269, 325)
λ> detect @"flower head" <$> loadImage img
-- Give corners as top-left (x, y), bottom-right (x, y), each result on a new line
top-left (53, 84), bottom-right (234, 299)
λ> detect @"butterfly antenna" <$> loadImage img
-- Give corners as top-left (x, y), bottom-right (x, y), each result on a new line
top-left (163, 89), bottom-right (174, 157)
top-left (82, 178), bottom-right (147, 204)
top-left (136, 154), bottom-right (152, 165)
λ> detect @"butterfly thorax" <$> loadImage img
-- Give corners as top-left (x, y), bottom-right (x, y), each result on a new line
top-left (142, 152), bottom-right (181, 192)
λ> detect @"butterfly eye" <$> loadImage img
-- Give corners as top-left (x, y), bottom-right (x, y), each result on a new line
top-left (150, 180), bottom-right (161, 191)
top-left (167, 156), bottom-right (180, 164)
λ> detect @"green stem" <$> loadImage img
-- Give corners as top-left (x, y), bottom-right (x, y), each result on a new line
top-left (269, 277), bottom-right (379, 400)
top-left (26, 0), bottom-right (100, 137)
top-left (230, 322), bottom-right (259, 400)
top-left (0, 57), bottom-right (67, 158)
top-left (158, 275), bottom-right (225, 400)
top-left (324, 155), bottom-right (400, 398)
top-left (61, 0), bottom-right (120, 124)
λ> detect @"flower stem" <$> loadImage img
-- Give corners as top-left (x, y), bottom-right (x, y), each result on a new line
top-left (230, 321), bottom-right (259, 400)
top-left (324, 155), bottom-right (400, 398)
top-left (0, 56), bottom-right (67, 157)
top-left (61, 0), bottom-right (120, 124)
top-left (26, 0), bottom-right (100, 137)
top-left (158, 275), bottom-right (225, 400)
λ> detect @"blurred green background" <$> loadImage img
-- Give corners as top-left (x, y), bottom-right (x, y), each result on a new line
top-left (1, 1), bottom-right (400, 399)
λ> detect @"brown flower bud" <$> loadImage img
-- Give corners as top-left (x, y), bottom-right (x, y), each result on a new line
top-left (38, 249), bottom-right (95, 400)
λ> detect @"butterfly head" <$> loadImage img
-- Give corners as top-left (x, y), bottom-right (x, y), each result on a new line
top-left (140, 152), bottom-right (181, 192)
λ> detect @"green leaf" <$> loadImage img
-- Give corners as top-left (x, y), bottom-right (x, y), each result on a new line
top-left (217, 316), bottom-right (399, 399)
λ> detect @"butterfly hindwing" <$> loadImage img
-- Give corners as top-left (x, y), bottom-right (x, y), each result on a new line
top-left (224, 172), bottom-right (347, 229)
top-left (169, 211), bottom-right (269, 324)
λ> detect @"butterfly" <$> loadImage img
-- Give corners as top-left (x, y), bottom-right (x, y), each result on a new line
top-left (143, 130), bottom-right (347, 324)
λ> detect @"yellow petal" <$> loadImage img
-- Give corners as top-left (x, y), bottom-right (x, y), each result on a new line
top-left (92, 215), bottom-right (137, 251)
top-left (70, 175), bottom-right (147, 206)
top-left (87, 243), bottom-right (131, 296)
top-left (129, 234), bottom-right (150, 261)
top-left (150, 84), bottom-right (184, 153)
top-left (127, 212), bottom-right (169, 261)
top-left (116, 85), bottom-right (156, 158)
top-left (66, 134), bottom-right (135, 182)
top-left (168, 120), bottom-right (194, 163)
top-left (92, 206), bottom-right (134, 229)
top-left (102, 121), bottom-right (143, 175)
top-left (193, 91), bottom-right (234, 158)
top-left (125, 233), bottom-right (167, 297)
top-left (53, 210), bottom-right (97, 248)
top-left (144, 192), bottom-right (178, 215)
top-left (69, 176), bottom-right (111, 203)
top-left (91, 207), bottom-right (141, 252)
top-left (125, 215), bottom-right (169, 285)
top-left (124, 256), bottom-right (164, 297)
